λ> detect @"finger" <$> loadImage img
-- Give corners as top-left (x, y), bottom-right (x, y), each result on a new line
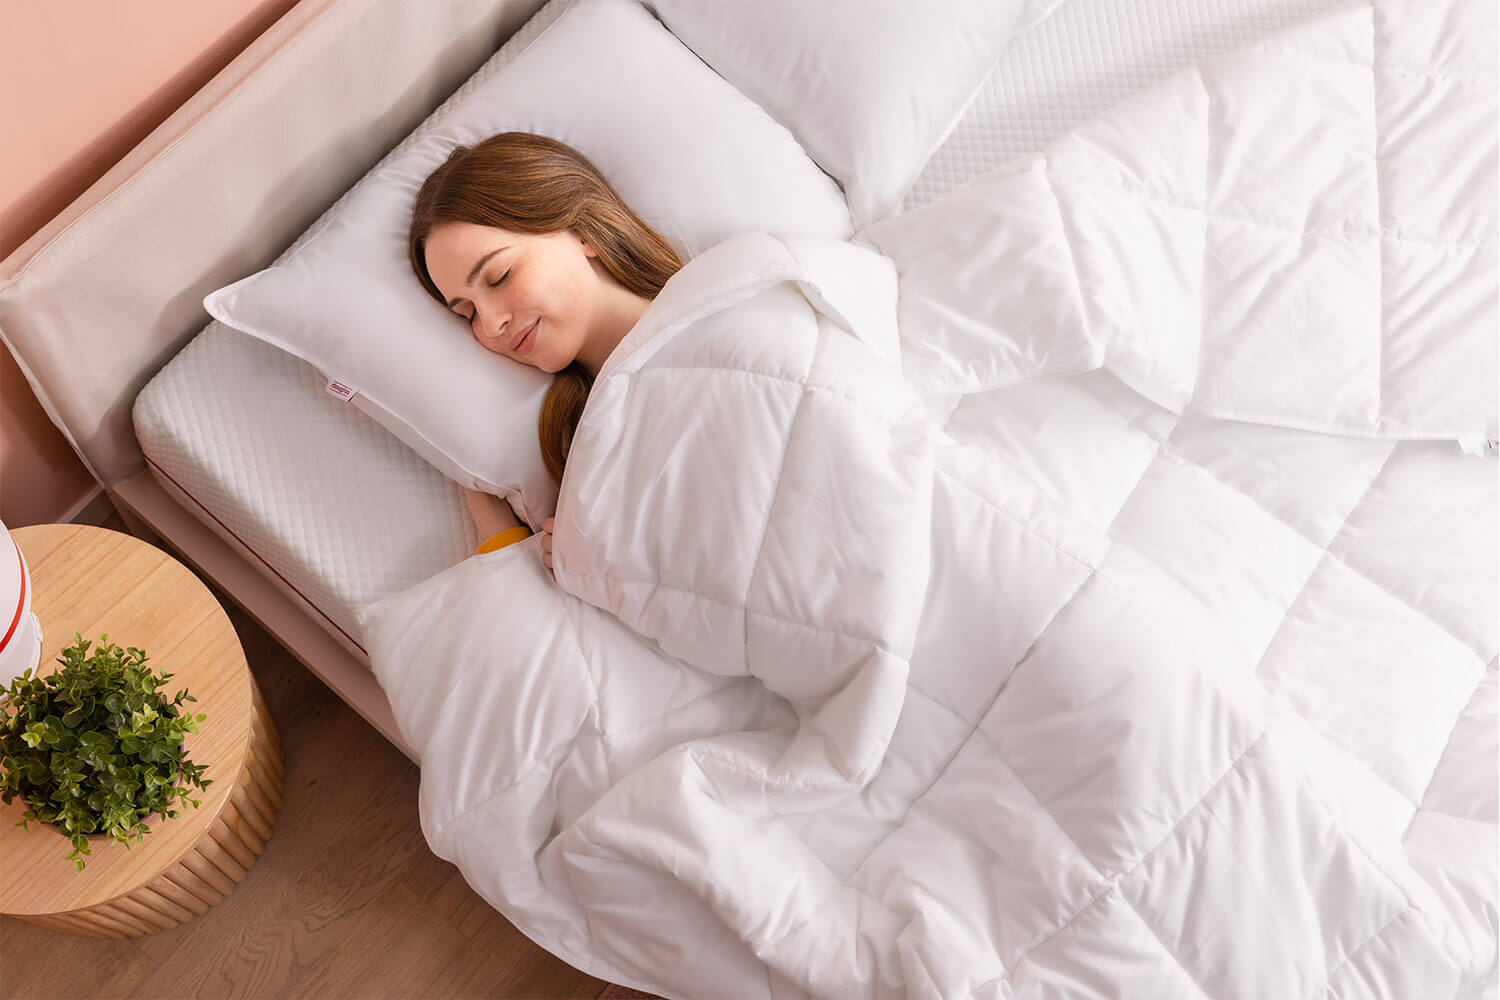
top-left (541, 535), bottom-right (552, 553)
top-left (542, 551), bottom-right (552, 569)
top-left (543, 517), bottom-right (555, 533)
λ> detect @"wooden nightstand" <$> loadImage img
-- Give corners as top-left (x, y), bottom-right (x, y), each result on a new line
top-left (0, 523), bottom-right (284, 937)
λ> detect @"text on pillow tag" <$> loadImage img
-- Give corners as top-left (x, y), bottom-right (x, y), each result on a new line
top-left (324, 377), bottom-right (359, 403)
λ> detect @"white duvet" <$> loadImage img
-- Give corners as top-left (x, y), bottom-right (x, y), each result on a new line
top-left (356, 1), bottom-right (1498, 996)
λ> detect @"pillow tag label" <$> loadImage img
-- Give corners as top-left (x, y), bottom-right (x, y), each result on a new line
top-left (1457, 434), bottom-right (1498, 457)
top-left (324, 377), bottom-right (359, 403)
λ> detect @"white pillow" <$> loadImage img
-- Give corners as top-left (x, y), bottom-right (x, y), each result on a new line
top-left (204, 0), bottom-right (853, 530)
top-left (642, 0), bottom-right (1067, 230)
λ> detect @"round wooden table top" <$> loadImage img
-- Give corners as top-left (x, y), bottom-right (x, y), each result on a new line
top-left (0, 523), bottom-right (252, 916)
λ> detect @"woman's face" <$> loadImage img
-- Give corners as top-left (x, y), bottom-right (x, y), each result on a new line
top-left (423, 220), bottom-right (601, 374)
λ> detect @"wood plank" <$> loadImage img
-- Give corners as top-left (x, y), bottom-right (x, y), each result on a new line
top-left (0, 922), bottom-right (156, 998)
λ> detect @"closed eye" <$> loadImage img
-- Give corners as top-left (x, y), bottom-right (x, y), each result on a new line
top-left (454, 270), bottom-right (511, 329)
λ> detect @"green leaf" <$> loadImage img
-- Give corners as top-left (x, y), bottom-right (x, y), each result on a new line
top-left (0, 632), bottom-right (211, 872)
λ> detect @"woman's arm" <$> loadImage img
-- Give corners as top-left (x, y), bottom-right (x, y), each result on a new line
top-left (463, 487), bottom-right (530, 554)
top-left (464, 486), bottom-right (520, 535)
top-left (462, 488), bottom-right (554, 574)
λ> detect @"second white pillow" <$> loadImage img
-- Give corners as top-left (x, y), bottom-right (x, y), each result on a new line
top-left (644, 0), bottom-right (1067, 230)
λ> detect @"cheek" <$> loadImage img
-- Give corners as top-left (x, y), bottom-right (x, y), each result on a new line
top-left (513, 274), bottom-right (557, 331)
top-left (526, 271), bottom-right (573, 331)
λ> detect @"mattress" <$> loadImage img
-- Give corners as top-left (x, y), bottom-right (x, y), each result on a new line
top-left (133, 0), bottom-right (1342, 658)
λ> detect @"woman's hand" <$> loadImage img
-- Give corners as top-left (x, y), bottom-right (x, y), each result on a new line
top-left (540, 517), bottom-right (555, 573)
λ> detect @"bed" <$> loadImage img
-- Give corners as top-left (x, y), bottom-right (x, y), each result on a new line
top-left (94, 0), bottom-right (1339, 757)
top-left (2, 0), bottom-right (1493, 995)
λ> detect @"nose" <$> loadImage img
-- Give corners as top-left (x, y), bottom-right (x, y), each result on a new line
top-left (475, 300), bottom-right (512, 343)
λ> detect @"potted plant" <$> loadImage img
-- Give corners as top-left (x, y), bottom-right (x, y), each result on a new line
top-left (0, 632), bottom-right (212, 871)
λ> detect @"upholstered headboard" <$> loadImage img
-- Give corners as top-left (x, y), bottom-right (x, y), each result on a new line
top-left (0, 0), bottom-right (546, 489)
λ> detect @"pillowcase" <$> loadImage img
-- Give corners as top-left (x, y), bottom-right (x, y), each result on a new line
top-left (641, 0), bottom-right (1068, 230)
top-left (204, 0), bottom-right (853, 530)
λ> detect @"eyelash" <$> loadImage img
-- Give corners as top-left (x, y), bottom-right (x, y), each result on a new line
top-left (465, 269), bottom-right (511, 326)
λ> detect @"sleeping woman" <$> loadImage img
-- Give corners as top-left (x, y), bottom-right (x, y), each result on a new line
top-left (405, 130), bottom-right (684, 571)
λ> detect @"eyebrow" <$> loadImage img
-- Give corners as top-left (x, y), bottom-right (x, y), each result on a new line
top-left (445, 246), bottom-right (512, 308)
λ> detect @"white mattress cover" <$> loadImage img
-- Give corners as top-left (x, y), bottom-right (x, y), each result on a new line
top-left (133, 0), bottom-right (1342, 657)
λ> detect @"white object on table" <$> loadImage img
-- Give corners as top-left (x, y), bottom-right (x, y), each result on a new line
top-left (0, 519), bottom-right (42, 688)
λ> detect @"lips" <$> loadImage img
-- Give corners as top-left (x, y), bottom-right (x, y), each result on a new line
top-left (510, 319), bottom-right (539, 355)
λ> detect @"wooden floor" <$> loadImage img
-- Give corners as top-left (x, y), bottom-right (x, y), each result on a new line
top-left (0, 513), bottom-right (634, 999)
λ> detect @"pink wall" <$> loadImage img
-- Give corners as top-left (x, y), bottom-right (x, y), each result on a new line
top-left (1, 0), bottom-right (296, 527)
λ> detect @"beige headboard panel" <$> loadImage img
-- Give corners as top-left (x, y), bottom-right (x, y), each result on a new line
top-left (0, 0), bottom-right (545, 489)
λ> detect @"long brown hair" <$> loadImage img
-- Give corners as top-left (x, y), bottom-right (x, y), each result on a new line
top-left (408, 132), bottom-right (682, 484)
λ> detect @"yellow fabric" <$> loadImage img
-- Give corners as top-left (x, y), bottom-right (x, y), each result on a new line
top-left (475, 525), bottom-right (533, 555)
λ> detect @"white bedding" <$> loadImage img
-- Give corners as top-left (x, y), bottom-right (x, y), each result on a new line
top-left (359, 0), bottom-right (1497, 995)
top-left (130, 0), bottom-right (1334, 655)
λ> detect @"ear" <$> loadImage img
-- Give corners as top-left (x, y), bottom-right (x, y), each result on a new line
top-left (580, 237), bottom-right (598, 259)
